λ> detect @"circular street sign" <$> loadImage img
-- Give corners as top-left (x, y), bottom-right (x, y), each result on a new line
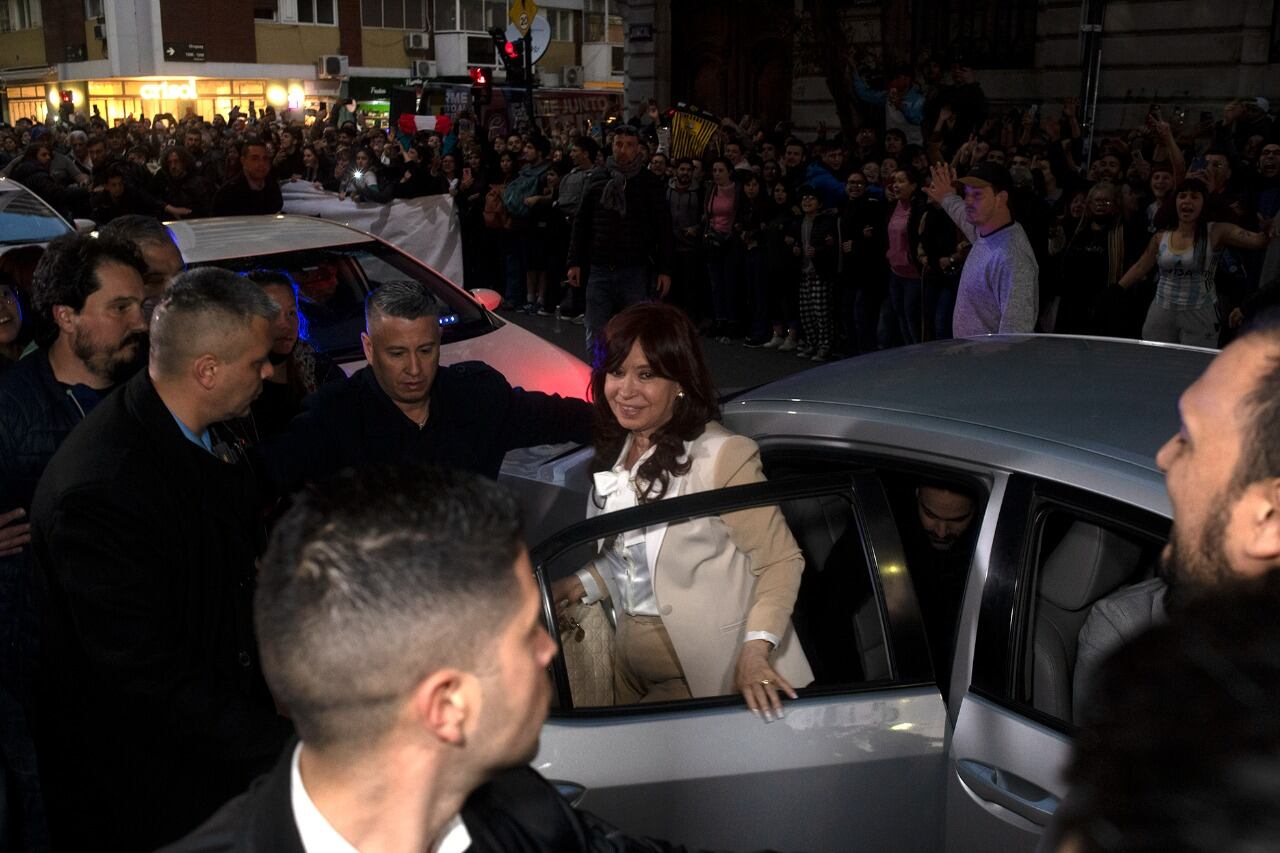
top-left (505, 13), bottom-right (551, 65)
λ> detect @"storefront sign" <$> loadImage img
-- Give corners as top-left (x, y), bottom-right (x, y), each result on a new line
top-left (139, 78), bottom-right (199, 100)
top-left (164, 43), bottom-right (206, 62)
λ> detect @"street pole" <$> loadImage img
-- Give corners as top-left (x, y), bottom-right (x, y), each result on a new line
top-left (1078, 0), bottom-right (1106, 169)
top-left (524, 30), bottom-right (535, 131)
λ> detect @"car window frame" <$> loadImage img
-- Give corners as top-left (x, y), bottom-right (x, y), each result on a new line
top-left (971, 473), bottom-right (1171, 736)
top-left (530, 471), bottom-right (935, 718)
top-left (192, 240), bottom-right (499, 360)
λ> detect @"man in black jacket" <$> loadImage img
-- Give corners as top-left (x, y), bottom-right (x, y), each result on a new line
top-left (0, 232), bottom-right (147, 852)
top-left (161, 465), bottom-right (714, 853)
top-left (212, 139), bottom-right (284, 216)
top-left (567, 124), bottom-right (673, 356)
top-left (258, 280), bottom-right (592, 493)
top-left (30, 269), bottom-right (293, 852)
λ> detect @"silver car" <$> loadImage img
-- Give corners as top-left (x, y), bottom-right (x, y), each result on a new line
top-left (506, 334), bottom-right (1213, 853)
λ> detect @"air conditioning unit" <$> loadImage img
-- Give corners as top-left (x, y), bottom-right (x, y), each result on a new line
top-left (410, 59), bottom-right (436, 79)
top-left (404, 32), bottom-right (430, 51)
top-left (562, 65), bottom-right (585, 88)
top-left (92, 22), bottom-right (106, 40)
top-left (539, 70), bottom-right (560, 87)
top-left (317, 55), bottom-right (349, 79)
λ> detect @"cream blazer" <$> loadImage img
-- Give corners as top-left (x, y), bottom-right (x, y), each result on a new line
top-left (587, 421), bottom-right (813, 698)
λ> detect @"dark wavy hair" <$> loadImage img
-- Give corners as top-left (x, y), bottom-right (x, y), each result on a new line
top-left (590, 302), bottom-right (719, 504)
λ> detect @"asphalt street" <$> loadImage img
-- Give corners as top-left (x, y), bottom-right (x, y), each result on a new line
top-left (499, 307), bottom-right (817, 396)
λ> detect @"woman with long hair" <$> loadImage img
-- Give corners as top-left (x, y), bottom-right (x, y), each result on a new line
top-left (155, 146), bottom-right (210, 218)
top-left (703, 157), bottom-right (742, 341)
top-left (884, 167), bottom-right (928, 345)
top-left (1119, 178), bottom-right (1277, 345)
top-left (552, 303), bottom-right (812, 714)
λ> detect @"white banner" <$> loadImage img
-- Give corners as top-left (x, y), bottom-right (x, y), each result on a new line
top-left (280, 181), bottom-right (465, 286)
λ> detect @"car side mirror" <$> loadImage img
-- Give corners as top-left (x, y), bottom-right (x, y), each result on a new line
top-left (469, 287), bottom-right (503, 312)
top-left (73, 218), bottom-right (96, 234)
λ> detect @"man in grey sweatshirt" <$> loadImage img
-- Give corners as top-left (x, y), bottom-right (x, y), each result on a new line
top-left (924, 161), bottom-right (1038, 336)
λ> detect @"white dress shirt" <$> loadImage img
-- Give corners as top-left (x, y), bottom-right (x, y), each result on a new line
top-left (576, 436), bottom-right (780, 648)
top-left (289, 743), bottom-right (472, 853)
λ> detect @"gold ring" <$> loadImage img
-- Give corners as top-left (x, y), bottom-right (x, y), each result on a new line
top-left (759, 679), bottom-right (771, 686)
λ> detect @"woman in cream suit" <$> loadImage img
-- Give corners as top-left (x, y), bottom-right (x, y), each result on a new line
top-left (553, 303), bottom-right (811, 720)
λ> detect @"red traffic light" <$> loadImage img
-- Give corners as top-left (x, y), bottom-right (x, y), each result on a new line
top-left (503, 40), bottom-right (519, 59)
top-left (469, 67), bottom-right (488, 85)
top-left (59, 90), bottom-right (74, 103)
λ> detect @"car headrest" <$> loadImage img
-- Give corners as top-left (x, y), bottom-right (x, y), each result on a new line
top-left (1040, 521), bottom-right (1143, 612)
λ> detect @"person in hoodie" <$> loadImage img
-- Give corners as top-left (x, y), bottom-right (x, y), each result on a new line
top-left (804, 140), bottom-right (848, 211)
top-left (504, 136), bottom-right (554, 314)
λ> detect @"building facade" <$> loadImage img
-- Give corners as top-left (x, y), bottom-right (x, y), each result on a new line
top-left (619, 0), bottom-right (1280, 137)
top-left (0, 0), bottom-right (626, 125)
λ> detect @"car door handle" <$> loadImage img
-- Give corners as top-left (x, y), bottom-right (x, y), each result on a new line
top-left (550, 779), bottom-right (587, 808)
top-left (956, 759), bottom-right (1058, 827)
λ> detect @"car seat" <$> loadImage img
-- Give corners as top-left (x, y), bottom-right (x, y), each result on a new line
top-left (1031, 521), bottom-right (1143, 722)
top-left (783, 495), bottom-right (889, 685)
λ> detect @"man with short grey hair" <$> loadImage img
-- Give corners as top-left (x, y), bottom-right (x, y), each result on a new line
top-left (30, 268), bottom-right (293, 852)
top-left (259, 279), bottom-right (592, 492)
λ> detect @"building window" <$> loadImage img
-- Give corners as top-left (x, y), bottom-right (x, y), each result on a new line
top-left (436, 0), bottom-right (508, 33)
top-left (279, 0), bottom-right (336, 25)
top-left (911, 0), bottom-right (1037, 70)
top-left (1271, 0), bottom-right (1280, 64)
top-left (548, 8), bottom-right (573, 42)
top-left (84, 0), bottom-right (102, 19)
top-left (362, 0), bottom-right (427, 29)
top-left (467, 34), bottom-right (495, 65)
top-left (584, 0), bottom-right (621, 45)
top-left (611, 44), bottom-right (623, 74)
top-left (254, 2), bottom-right (278, 20)
top-left (0, 0), bottom-right (42, 32)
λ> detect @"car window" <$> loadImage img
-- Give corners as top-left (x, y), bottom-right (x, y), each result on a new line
top-left (538, 475), bottom-right (910, 712)
top-left (985, 488), bottom-right (1167, 732)
top-left (0, 186), bottom-right (72, 245)
top-left (196, 241), bottom-right (493, 359)
top-left (766, 452), bottom-right (988, 700)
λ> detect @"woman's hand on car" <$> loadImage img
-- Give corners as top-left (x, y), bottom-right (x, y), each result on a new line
top-left (551, 575), bottom-right (587, 619)
top-left (735, 639), bottom-right (796, 722)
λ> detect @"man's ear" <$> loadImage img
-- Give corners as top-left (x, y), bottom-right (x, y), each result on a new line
top-left (193, 353), bottom-right (219, 391)
top-left (52, 304), bottom-right (78, 337)
top-left (412, 669), bottom-right (477, 747)
top-left (361, 330), bottom-right (374, 365)
top-left (1244, 478), bottom-right (1280, 567)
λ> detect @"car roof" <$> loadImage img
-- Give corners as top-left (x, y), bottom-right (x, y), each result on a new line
top-left (732, 335), bottom-right (1215, 474)
top-left (167, 215), bottom-right (372, 263)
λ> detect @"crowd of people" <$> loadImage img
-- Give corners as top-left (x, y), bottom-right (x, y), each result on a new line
top-left (4, 55), bottom-right (1278, 361)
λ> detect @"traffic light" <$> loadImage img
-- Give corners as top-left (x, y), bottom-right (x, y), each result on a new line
top-left (58, 90), bottom-right (75, 122)
top-left (469, 66), bottom-right (492, 106)
top-left (488, 26), bottom-right (525, 84)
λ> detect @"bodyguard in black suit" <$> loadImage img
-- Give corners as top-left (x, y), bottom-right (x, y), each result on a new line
top-left (30, 269), bottom-right (293, 851)
top-left (162, 466), bottom-right (722, 853)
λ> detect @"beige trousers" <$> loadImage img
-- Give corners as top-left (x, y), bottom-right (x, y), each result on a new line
top-left (614, 613), bottom-right (693, 704)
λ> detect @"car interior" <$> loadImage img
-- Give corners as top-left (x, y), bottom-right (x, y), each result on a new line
top-left (1028, 513), bottom-right (1164, 725)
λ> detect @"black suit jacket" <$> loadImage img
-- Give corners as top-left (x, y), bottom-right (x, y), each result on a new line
top-left (160, 745), bottom-right (721, 853)
top-left (31, 370), bottom-right (292, 852)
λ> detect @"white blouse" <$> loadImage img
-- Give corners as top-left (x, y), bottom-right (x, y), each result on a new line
top-left (575, 435), bottom-right (780, 648)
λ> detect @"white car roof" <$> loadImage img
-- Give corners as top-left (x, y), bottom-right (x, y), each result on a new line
top-left (166, 215), bottom-right (374, 263)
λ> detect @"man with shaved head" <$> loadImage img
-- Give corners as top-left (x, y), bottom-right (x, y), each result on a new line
top-left (30, 268), bottom-right (293, 852)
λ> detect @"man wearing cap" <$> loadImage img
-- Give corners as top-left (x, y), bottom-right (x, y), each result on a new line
top-left (924, 161), bottom-right (1038, 336)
